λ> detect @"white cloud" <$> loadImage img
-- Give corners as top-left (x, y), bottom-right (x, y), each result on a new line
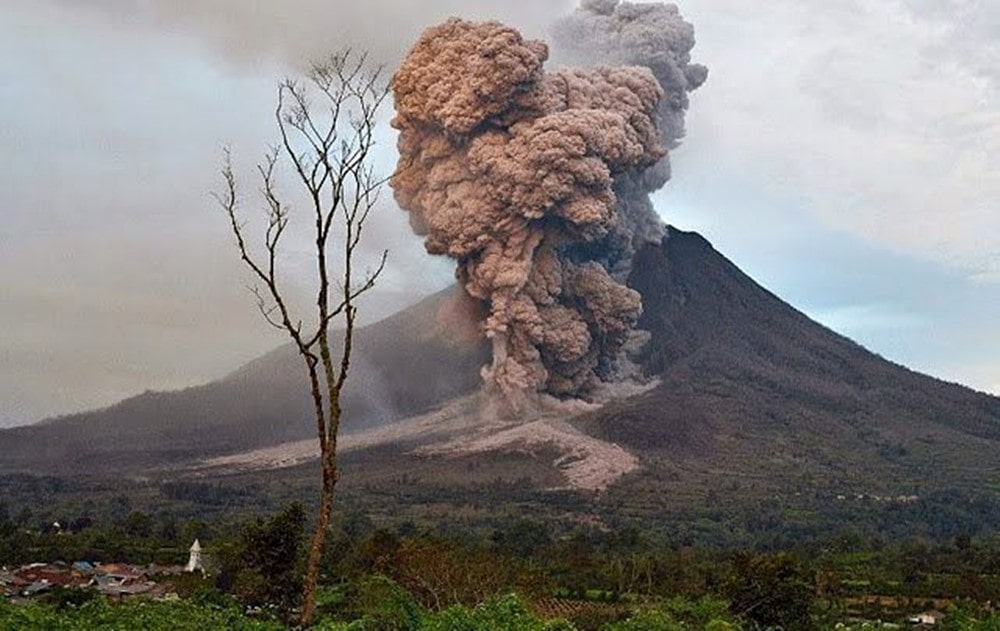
top-left (681, 0), bottom-right (1000, 279)
top-left (809, 304), bottom-right (929, 335)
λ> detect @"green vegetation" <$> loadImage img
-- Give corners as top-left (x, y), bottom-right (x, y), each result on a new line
top-left (4, 590), bottom-right (1000, 629)
top-left (4, 497), bottom-right (999, 629)
top-left (0, 592), bottom-right (733, 630)
top-left (215, 503), bottom-right (307, 617)
top-left (3, 464), bottom-right (1000, 629)
top-left (0, 597), bottom-right (284, 630)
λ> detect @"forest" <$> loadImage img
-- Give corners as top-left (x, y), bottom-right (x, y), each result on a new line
top-left (2, 490), bottom-right (1000, 629)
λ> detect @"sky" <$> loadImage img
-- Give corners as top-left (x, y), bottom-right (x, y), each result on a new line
top-left (0, 0), bottom-right (997, 427)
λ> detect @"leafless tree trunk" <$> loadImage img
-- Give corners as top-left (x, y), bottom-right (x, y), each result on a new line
top-left (215, 50), bottom-right (389, 627)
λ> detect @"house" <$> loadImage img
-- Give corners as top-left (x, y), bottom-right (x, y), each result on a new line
top-left (909, 610), bottom-right (946, 626)
top-left (92, 563), bottom-right (146, 586)
top-left (13, 563), bottom-right (78, 588)
top-left (94, 580), bottom-right (158, 601)
top-left (4, 560), bottom-right (175, 601)
top-left (9, 563), bottom-right (87, 597)
top-left (90, 563), bottom-right (155, 601)
top-left (20, 582), bottom-right (53, 597)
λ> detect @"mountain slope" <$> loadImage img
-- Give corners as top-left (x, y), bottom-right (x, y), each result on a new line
top-left (0, 287), bottom-right (488, 472)
top-left (1, 227), bottom-right (997, 494)
top-left (573, 227), bottom-right (1000, 498)
top-left (184, 228), bottom-right (1000, 516)
top-left (278, 228), bottom-right (998, 541)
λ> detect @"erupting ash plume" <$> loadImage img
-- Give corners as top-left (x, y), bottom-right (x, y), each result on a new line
top-left (391, 2), bottom-right (705, 410)
top-left (552, 0), bottom-right (708, 270)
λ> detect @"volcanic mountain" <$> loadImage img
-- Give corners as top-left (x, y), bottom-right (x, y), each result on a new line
top-left (2, 228), bottom-right (998, 505)
top-left (0, 286), bottom-right (489, 473)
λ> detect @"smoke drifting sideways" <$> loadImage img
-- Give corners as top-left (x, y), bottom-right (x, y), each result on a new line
top-left (391, 2), bottom-right (706, 412)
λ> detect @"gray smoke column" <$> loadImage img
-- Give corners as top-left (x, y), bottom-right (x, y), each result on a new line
top-left (552, 0), bottom-right (708, 269)
top-left (392, 6), bottom-right (704, 410)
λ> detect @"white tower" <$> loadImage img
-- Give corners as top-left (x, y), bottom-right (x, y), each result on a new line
top-left (184, 539), bottom-right (204, 573)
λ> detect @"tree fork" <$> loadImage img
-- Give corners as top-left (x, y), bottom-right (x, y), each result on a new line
top-left (216, 49), bottom-right (388, 628)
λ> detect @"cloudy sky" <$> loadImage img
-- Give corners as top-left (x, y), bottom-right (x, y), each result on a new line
top-left (1, 0), bottom-right (997, 427)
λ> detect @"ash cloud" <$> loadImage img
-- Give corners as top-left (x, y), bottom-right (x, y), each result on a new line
top-left (41, 0), bottom-right (573, 70)
top-left (391, 4), bottom-right (704, 410)
top-left (551, 0), bottom-right (708, 270)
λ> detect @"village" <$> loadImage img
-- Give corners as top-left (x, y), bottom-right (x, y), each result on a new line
top-left (0, 540), bottom-right (204, 602)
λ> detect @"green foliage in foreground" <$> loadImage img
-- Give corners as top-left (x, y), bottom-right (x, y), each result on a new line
top-left (5, 592), bottom-right (1000, 630)
top-left (0, 596), bottom-right (284, 630)
top-left (0, 592), bottom-right (734, 631)
top-left (312, 591), bottom-right (575, 630)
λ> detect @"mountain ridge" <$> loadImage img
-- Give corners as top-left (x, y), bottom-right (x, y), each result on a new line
top-left (1, 227), bottom-right (997, 495)
top-left (0, 287), bottom-right (488, 472)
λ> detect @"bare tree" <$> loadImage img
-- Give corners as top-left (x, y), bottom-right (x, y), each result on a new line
top-left (215, 50), bottom-right (389, 626)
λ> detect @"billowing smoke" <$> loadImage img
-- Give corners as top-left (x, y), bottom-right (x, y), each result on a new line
top-left (552, 0), bottom-right (708, 274)
top-left (391, 3), bottom-right (705, 410)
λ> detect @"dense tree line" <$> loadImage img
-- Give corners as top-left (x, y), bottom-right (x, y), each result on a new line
top-left (3, 498), bottom-right (1000, 628)
top-left (160, 482), bottom-right (263, 507)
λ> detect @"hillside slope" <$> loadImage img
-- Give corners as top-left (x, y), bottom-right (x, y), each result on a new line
top-left (2, 227), bottom-right (997, 493)
top-left (0, 287), bottom-right (488, 472)
top-left (183, 228), bottom-right (1000, 520)
top-left (573, 228), bottom-right (1000, 501)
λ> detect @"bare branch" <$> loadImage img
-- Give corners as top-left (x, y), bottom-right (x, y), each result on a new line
top-left (215, 49), bottom-right (389, 628)
top-left (248, 284), bottom-right (285, 332)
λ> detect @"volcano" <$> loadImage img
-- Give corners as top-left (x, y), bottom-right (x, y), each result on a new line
top-left (1, 228), bottom-right (998, 507)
